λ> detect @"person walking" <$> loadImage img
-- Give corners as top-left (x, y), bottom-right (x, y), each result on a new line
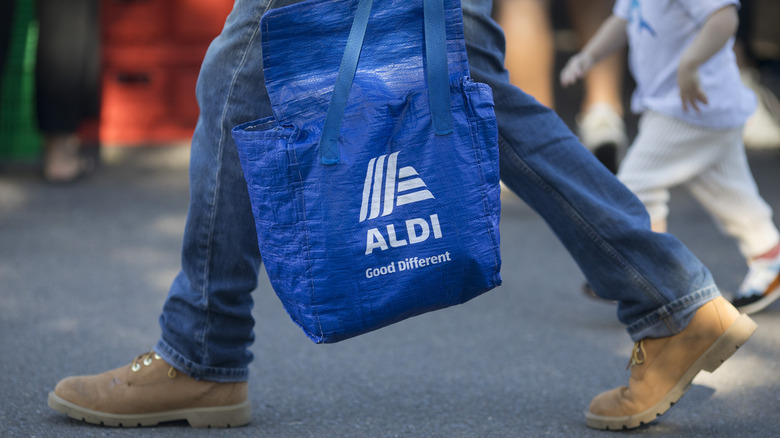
top-left (35, 0), bottom-right (100, 182)
top-left (495, 0), bottom-right (629, 173)
top-left (561, 0), bottom-right (780, 315)
top-left (47, 0), bottom-right (756, 431)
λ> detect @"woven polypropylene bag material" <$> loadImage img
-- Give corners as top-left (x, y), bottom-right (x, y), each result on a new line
top-left (233, 0), bottom-right (501, 343)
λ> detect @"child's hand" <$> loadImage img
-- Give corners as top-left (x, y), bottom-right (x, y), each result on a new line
top-left (677, 64), bottom-right (708, 112)
top-left (675, 4), bottom-right (737, 113)
top-left (560, 53), bottom-right (594, 87)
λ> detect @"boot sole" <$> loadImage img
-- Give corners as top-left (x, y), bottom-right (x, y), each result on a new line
top-left (735, 281), bottom-right (780, 315)
top-left (47, 391), bottom-right (251, 428)
top-left (585, 314), bottom-right (757, 430)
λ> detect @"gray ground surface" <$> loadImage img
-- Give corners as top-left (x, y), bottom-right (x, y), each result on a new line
top-left (2, 142), bottom-right (780, 437)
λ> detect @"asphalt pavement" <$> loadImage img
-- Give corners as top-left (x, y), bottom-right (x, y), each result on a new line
top-left (2, 134), bottom-right (780, 438)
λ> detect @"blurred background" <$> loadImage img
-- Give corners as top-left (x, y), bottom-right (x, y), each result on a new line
top-left (0, 0), bottom-right (234, 172)
top-left (2, 0), bottom-right (778, 172)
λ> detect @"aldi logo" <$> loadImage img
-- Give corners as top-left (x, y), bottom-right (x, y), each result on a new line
top-left (359, 152), bottom-right (435, 222)
top-left (360, 152), bottom-right (443, 255)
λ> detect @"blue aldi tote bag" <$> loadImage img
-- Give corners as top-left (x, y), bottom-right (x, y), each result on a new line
top-left (232, 0), bottom-right (501, 343)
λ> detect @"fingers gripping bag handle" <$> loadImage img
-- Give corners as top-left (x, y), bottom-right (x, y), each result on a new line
top-left (320, 0), bottom-right (454, 164)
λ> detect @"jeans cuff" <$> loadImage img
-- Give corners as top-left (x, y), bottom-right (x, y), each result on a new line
top-left (626, 284), bottom-right (721, 341)
top-left (153, 339), bottom-right (250, 383)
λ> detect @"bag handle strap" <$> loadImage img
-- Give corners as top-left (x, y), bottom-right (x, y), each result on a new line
top-left (319, 0), bottom-right (453, 165)
top-left (423, 0), bottom-right (454, 136)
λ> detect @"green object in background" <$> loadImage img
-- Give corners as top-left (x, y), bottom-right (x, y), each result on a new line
top-left (0, 0), bottom-right (42, 162)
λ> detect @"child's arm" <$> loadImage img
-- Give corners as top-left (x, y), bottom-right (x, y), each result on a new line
top-left (678, 5), bottom-right (739, 112)
top-left (560, 15), bottom-right (628, 87)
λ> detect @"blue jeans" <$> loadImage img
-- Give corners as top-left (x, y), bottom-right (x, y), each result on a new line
top-left (154, 0), bottom-right (719, 382)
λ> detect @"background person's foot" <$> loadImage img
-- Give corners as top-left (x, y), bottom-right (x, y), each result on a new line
top-left (577, 103), bottom-right (628, 174)
top-left (42, 134), bottom-right (94, 183)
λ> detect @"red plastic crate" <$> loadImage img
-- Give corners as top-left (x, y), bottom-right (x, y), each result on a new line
top-left (101, 0), bottom-right (169, 44)
top-left (100, 46), bottom-right (204, 144)
top-left (99, 0), bottom-right (233, 144)
top-left (173, 0), bottom-right (234, 43)
top-left (102, 0), bottom-right (232, 44)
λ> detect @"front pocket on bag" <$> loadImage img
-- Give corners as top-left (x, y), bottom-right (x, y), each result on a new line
top-left (233, 118), bottom-right (301, 225)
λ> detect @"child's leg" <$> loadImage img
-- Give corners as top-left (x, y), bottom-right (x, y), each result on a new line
top-left (685, 128), bottom-right (779, 260)
top-left (684, 127), bottom-right (780, 313)
top-left (616, 112), bottom-right (714, 232)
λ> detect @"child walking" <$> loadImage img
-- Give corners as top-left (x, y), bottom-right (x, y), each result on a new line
top-left (561, 0), bottom-right (780, 314)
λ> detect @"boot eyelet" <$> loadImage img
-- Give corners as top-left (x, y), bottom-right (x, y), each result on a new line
top-left (131, 363), bottom-right (141, 372)
top-left (143, 356), bottom-right (153, 366)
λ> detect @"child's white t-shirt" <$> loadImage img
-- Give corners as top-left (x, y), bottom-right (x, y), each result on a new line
top-left (613, 0), bottom-right (756, 129)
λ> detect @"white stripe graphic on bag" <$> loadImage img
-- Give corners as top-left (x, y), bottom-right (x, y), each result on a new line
top-left (359, 152), bottom-right (434, 222)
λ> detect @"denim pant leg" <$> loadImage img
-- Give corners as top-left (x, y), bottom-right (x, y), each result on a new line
top-left (155, 0), bottom-right (722, 384)
top-left (154, 0), bottom-right (300, 382)
top-left (460, 0), bottom-right (719, 341)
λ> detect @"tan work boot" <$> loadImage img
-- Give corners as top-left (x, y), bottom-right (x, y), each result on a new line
top-left (586, 296), bottom-right (757, 430)
top-left (48, 351), bottom-right (251, 428)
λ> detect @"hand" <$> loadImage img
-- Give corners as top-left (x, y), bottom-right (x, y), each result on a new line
top-left (677, 64), bottom-right (708, 112)
top-left (560, 52), bottom-right (595, 87)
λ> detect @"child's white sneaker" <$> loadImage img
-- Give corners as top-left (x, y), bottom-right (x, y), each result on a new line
top-left (732, 247), bottom-right (780, 314)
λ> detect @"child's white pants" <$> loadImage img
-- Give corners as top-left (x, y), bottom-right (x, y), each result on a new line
top-left (618, 110), bottom-right (779, 259)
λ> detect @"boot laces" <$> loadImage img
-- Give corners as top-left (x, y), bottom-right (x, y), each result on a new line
top-left (626, 340), bottom-right (646, 370)
top-left (131, 350), bottom-right (177, 378)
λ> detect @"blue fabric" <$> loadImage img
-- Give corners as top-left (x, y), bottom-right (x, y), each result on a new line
top-left (154, 0), bottom-right (717, 381)
top-left (319, 0), bottom-right (374, 164)
top-left (320, 0), bottom-right (452, 164)
top-left (423, 0), bottom-right (454, 134)
top-left (232, 0), bottom-right (501, 343)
